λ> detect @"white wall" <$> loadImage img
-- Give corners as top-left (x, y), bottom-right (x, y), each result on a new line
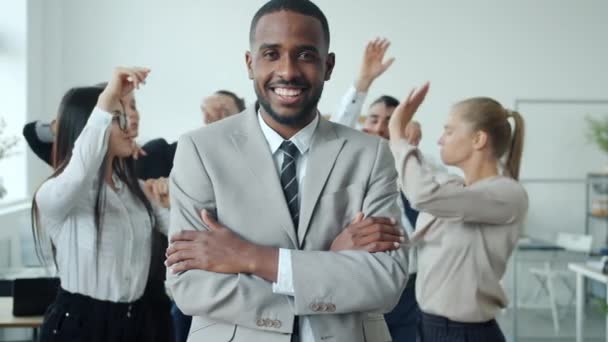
top-left (17, 0), bottom-right (608, 236)
top-left (34, 0), bottom-right (608, 146)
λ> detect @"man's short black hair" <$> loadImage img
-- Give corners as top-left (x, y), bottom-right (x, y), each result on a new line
top-left (371, 95), bottom-right (400, 109)
top-left (249, 0), bottom-right (330, 48)
top-left (215, 90), bottom-right (246, 112)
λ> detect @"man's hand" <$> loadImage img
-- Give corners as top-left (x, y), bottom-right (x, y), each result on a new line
top-left (166, 210), bottom-right (279, 281)
top-left (404, 121), bottom-right (422, 146)
top-left (355, 38), bottom-right (395, 92)
top-left (166, 210), bottom-right (251, 274)
top-left (388, 82), bottom-right (430, 144)
top-left (201, 95), bottom-right (230, 124)
top-left (330, 212), bottom-right (404, 253)
top-left (143, 177), bottom-right (169, 208)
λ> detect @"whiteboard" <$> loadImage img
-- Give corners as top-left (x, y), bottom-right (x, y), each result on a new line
top-left (515, 99), bottom-right (608, 242)
top-left (516, 100), bottom-right (608, 179)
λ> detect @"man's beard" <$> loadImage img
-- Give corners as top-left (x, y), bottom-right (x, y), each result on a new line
top-left (254, 82), bottom-right (324, 127)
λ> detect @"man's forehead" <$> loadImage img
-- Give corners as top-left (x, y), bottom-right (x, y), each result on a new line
top-left (203, 95), bottom-right (235, 108)
top-left (203, 95), bottom-right (223, 105)
top-left (369, 105), bottom-right (395, 118)
top-left (252, 11), bottom-right (326, 50)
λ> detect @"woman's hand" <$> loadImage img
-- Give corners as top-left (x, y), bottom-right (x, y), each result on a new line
top-left (97, 67), bottom-right (150, 113)
top-left (388, 82), bottom-right (430, 144)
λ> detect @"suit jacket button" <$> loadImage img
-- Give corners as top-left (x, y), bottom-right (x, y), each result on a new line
top-left (309, 303), bottom-right (320, 312)
top-left (318, 303), bottom-right (327, 312)
top-left (256, 319), bottom-right (265, 327)
top-left (327, 304), bottom-right (336, 312)
top-left (273, 320), bottom-right (282, 328)
top-left (263, 319), bottom-right (273, 327)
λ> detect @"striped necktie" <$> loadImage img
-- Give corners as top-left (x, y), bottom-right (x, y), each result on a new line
top-left (279, 140), bottom-right (300, 230)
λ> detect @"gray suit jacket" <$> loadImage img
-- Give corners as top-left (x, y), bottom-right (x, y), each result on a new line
top-left (167, 107), bottom-right (409, 342)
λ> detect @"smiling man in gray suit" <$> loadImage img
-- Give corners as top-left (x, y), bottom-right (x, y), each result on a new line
top-left (165, 1), bottom-right (409, 341)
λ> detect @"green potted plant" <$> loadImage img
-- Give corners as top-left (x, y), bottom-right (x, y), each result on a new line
top-left (587, 116), bottom-right (608, 157)
top-left (0, 117), bottom-right (19, 199)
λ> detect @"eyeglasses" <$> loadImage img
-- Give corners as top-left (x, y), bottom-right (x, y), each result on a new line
top-left (112, 100), bottom-right (129, 132)
top-left (112, 111), bottom-right (128, 132)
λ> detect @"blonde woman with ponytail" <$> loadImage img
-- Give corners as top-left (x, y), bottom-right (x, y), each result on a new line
top-left (388, 83), bottom-right (528, 342)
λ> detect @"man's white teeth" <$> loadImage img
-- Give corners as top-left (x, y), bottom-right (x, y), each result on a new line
top-left (274, 88), bottom-right (302, 97)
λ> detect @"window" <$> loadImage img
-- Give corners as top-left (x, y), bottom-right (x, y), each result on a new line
top-left (0, 1), bottom-right (28, 207)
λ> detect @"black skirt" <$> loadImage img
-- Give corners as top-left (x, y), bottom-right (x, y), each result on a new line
top-left (418, 312), bottom-right (506, 342)
top-left (38, 288), bottom-right (149, 342)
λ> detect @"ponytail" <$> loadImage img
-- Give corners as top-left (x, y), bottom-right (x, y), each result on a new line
top-left (505, 110), bottom-right (525, 180)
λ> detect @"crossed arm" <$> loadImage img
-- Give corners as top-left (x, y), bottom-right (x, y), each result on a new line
top-left (165, 135), bottom-right (409, 332)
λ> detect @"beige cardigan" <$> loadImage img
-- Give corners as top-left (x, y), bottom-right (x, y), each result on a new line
top-left (391, 139), bottom-right (529, 322)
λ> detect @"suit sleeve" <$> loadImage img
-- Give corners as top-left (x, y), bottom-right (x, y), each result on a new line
top-left (166, 135), bottom-right (295, 333)
top-left (136, 138), bottom-right (172, 179)
top-left (289, 138), bottom-right (409, 315)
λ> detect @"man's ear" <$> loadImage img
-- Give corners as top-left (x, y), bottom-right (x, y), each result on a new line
top-left (324, 52), bottom-right (336, 81)
top-left (245, 51), bottom-right (254, 80)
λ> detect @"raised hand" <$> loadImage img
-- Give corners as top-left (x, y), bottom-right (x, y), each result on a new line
top-left (388, 82), bottom-right (430, 143)
top-left (355, 38), bottom-right (395, 92)
top-left (97, 67), bottom-right (150, 113)
top-left (404, 121), bottom-right (422, 146)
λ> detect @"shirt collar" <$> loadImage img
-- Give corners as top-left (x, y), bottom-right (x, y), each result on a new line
top-left (257, 110), bottom-right (319, 156)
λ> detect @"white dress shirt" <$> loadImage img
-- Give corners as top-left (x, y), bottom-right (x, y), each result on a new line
top-left (332, 85), bottom-right (366, 130)
top-left (35, 108), bottom-right (169, 303)
top-left (257, 112), bottom-right (318, 342)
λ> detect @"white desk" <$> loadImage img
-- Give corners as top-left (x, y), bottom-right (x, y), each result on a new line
top-left (0, 297), bottom-right (44, 328)
top-left (0, 297), bottom-right (43, 341)
top-left (569, 263), bottom-right (608, 342)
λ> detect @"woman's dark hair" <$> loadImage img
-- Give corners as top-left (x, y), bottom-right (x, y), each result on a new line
top-left (31, 86), bottom-right (155, 266)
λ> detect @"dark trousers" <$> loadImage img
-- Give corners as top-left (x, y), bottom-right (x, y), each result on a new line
top-left (171, 302), bottom-right (192, 342)
top-left (418, 312), bottom-right (506, 342)
top-left (143, 229), bottom-right (174, 342)
top-left (141, 280), bottom-right (173, 342)
top-left (39, 288), bottom-right (147, 342)
top-left (385, 274), bottom-right (420, 342)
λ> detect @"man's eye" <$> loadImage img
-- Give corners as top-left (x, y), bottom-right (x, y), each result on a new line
top-left (263, 51), bottom-right (279, 59)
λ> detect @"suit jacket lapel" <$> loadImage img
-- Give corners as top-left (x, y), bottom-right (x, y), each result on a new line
top-left (298, 118), bottom-right (346, 246)
top-left (230, 108), bottom-right (299, 248)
